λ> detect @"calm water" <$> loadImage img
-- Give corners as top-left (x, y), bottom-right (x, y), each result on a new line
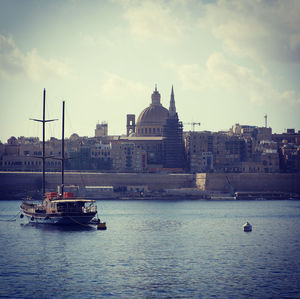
top-left (0, 199), bottom-right (300, 298)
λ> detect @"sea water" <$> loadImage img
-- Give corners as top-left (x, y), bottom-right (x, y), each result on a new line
top-left (0, 199), bottom-right (300, 298)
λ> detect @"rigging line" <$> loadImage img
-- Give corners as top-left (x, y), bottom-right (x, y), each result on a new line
top-left (65, 101), bottom-right (74, 139)
top-left (0, 211), bottom-right (21, 222)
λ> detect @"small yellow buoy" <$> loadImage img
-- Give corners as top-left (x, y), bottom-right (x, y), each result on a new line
top-left (97, 222), bottom-right (107, 230)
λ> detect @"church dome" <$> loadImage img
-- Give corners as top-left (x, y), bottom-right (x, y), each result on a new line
top-left (136, 87), bottom-right (169, 137)
top-left (137, 104), bottom-right (168, 126)
top-left (69, 133), bottom-right (80, 141)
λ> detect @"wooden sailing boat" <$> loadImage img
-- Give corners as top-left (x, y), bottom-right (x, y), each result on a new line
top-left (20, 89), bottom-right (98, 225)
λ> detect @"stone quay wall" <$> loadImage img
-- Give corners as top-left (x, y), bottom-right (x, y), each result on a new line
top-left (0, 172), bottom-right (299, 195)
top-left (195, 173), bottom-right (300, 193)
top-left (0, 172), bottom-right (194, 193)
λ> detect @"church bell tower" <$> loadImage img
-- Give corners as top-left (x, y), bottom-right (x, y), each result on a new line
top-left (126, 114), bottom-right (136, 136)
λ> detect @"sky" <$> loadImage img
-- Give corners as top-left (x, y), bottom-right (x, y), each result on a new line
top-left (0, 0), bottom-right (300, 143)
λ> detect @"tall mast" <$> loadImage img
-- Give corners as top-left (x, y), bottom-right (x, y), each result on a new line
top-left (30, 89), bottom-right (57, 199)
top-left (61, 101), bottom-right (65, 195)
top-left (42, 89), bottom-right (46, 197)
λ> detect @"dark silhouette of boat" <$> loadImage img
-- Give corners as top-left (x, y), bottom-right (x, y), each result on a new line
top-left (20, 89), bottom-right (99, 226)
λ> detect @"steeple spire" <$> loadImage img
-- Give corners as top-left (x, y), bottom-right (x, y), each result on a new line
top-left (163, 85), bottom-right (185, 168)
top-left (169, 85), bottom-right (176, 117)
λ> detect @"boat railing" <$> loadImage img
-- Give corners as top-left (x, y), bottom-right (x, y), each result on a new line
top-left (56, 206), bottom-right (97, 214)
top-left (83, 206), bottom-right (97, 213)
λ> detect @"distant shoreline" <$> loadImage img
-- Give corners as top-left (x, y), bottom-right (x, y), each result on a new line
top-left (1, 172), bottom-right (300, 199)
top-left (1, 190), bottom-right (299, 201)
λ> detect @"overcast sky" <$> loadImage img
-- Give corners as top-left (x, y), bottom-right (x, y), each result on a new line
top-left (1, 0), bottom-right (300, 142)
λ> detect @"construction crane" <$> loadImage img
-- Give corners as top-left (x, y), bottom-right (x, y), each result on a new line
top-left (183, 122), bottom-right (201, 132)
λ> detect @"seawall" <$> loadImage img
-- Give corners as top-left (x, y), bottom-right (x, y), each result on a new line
top-left (0, 172), bottom-right (193, 193)
top-left (0, 171), bottom-right (299, 196)
top-left (195, 173), bottom-right (300, 193)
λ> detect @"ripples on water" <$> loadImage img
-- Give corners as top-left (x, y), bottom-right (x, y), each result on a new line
top-left (0, 200), bottom-right (300, 298)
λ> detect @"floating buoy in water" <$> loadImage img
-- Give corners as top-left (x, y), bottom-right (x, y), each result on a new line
top-left (31, 216), bottom-right (34, 221)
top-left (20, 214), bottom-right (24, 219)
top-left (97, 222), bottom-right (107, 230)
top-left (243, 221), bottom-right (252, 232)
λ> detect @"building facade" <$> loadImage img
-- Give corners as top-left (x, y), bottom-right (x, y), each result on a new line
top-left (1, 87), bottom-right (300, 174)
top-left (111, 141), bottom-right (147, 172)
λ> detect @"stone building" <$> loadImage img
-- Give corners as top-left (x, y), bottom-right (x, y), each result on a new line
top-left (185, 131), bottom-right (246, 173)
top-left (118, 136), bottom-right (164, 167)
top-left (184, 131), bottom-right (213, 173)
top-left (1, 136), bottom-right (62, 171)
top-left (184, 129), bottom-right (280, 173)
top-left (90, 143), bottom-right (112, 170)
top-left (95, 122), bottom-right (108, 137)
top-left (272, 129), bottom-right (300, 146)
top-left (280, 142), bottom-right (300, 173)
top-left (229, 123), bottom-right (272, 142)
top-left (111, 141), bottom-right (147, 172)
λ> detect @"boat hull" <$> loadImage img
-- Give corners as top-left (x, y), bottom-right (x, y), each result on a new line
top-left (22, 211), bottom-right (97, 226)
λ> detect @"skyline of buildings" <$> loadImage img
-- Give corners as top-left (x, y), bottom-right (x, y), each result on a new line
top-left (1, 86), bottom-right (300, 174)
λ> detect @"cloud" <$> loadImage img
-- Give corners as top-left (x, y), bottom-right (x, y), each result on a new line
top-left (167, 63), bottom-right (207, 91)
top-left (0, 35), bottom-right (25, 76)
top-left (207, 53), bottom-right (300, 104)
top-left (206, 53), bottom-right (271, 103)
top-left (0, 34), bottom-right (72, 81)
top-left (171, 52), bottom-right (300, 104)
top-left (122, 0), bottom-right (184, 41)
top-left (201, 0), bottom-right (300, 64)
top-left (100, 72), bottom-right (147, 102)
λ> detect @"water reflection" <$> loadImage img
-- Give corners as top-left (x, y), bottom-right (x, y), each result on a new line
top-left (20, 222), bottom-right (97, 232)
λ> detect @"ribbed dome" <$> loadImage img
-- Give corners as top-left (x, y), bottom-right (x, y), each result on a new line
top-left (136, 104), bottom-right (168, 126)
top-left (135, 86), bottom-right (169, 137)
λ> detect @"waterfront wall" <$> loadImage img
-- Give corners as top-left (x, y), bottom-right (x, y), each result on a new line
top-left (0, 172), bottom-right (194, 193)
top-left (195, 173), bottom-right (300, 193)
top-left (0, 171), bottom-right (299, 196)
